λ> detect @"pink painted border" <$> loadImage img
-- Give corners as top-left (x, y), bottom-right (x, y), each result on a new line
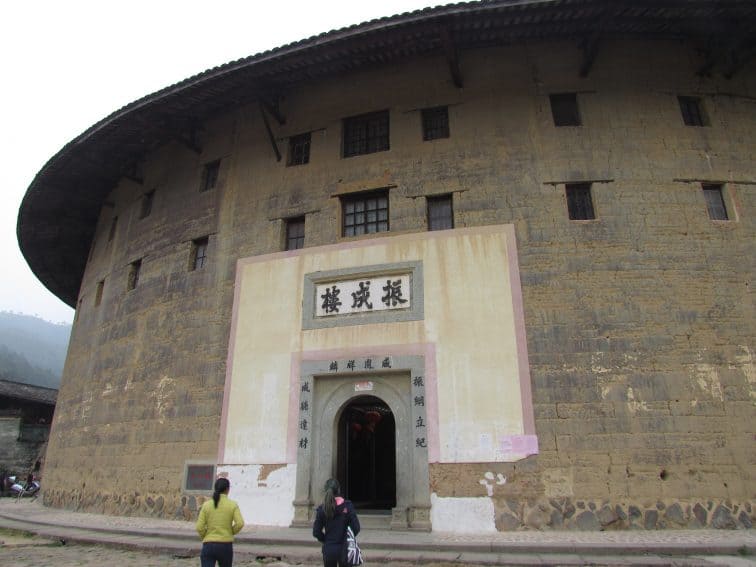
top-left (235, 224), bottom-right (519, 268)
top-left (217, 258), bottom-right (246, 463)
top-left (286, 343), bottom-right (440, 463)
top-left (504, 224), bottom-right (537, 438)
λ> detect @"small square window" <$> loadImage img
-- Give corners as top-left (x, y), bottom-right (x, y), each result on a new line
top-left (427, 194), bottom-right (454, 231)
top-left (550, 93), bottom-right (581, 126)
top-left (566, 183), bottom-right (595, 220)
top-left (678, 96), bottom-right (707, 127)
top-left (95, 280), bottom-right (104, 307)
top-left (108, 216), bottom-right (118, 242)
top-left (139, 190), bottom-right (155, 219)
top-left (343, 111), bottom-right (390, 157)
top-left (422, 106), bottom-right (450, 141)
top-left (191, 237), bottom-right (209, 271)
top-left (341, 190), bottom-right (389, 236)
top-left (288, 133), bottom-right (311, 166)
top-left (200, 160), bottom-right (220, 192)
top-left (127, 259), bottom-right (141, 291)
top-left (702, 184), bottom-right (728, 220)
top-left (285, 217), bottom-right (305, 250)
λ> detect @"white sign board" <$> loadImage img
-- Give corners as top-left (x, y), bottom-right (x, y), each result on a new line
top-left (315, 274), bottom-right (411, 317)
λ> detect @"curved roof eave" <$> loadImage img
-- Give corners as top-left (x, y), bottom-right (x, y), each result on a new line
top-left (16, 0), bottom-right (755, 307)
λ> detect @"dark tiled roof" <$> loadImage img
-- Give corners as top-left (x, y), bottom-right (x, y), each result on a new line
top-left (17, 0), bottom-right (756, 306)
top-left (0, 380), bottom-right (58, 405)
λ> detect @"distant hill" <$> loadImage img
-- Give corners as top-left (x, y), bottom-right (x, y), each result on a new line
top-left (0, 312), bottom-right (71, 389)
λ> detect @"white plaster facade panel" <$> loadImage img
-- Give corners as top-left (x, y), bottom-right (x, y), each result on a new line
top-left (221, 464), bottom-right (297, 527)
top-left (221, 226), bottom-right (534, 469)
top-left (218, 225), bottom-right (535, 529)
top-left (430, 493), bottom-right (497, 534)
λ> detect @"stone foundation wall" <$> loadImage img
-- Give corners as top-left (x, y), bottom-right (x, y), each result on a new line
top-left (495, 498), bottom-right (754, 531)
top-left (42, 488), bottom-right (209, 521)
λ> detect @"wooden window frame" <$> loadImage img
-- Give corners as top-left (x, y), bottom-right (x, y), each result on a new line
top-left (702, 183), bottom-right (729, 220)
top-left (342, 111), bottom-right (390, 157)
top-left (108, 216), bottom-right (118, 242)
top-left (200, 160), bottom-right (220, 192)
top-left (95, 280), bottom-right (104, 307)
top-left (341, 189), bottom-right (389, 237)
top-left (127, 259), bottom-right (142, 291)
top-left (427, 194), bottom-right (454, 231)
top-left (287, 133), bottom-right (311, 166)
top-left (285, 217), bottom-right (305, 250)
top-left (421, 106), bottom-right (450, 141)
top-left (191, 237), bottom-right (209, 271)
top-left (139, 190), bottom-right (155, 219)
top-left (566, 183), bottom-right (595, 220)
top-left (550, 93), bottom-right (581, 126)
top-left (678, 96), bottom-right (707, 127)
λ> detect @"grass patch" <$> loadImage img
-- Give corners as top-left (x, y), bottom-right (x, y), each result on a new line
top-left (0, 527), bottom-right (35, 539)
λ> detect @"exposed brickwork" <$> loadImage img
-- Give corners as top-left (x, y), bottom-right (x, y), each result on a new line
top-left (42, 39), bottom-right (755, 529)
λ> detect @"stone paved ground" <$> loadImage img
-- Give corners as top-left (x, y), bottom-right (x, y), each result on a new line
top-left (2, 500), bottom-right (755, 566)
top-left (3, 543), bottom-right (756, 567)
top-left (0, 533), bottom-right (474, 567)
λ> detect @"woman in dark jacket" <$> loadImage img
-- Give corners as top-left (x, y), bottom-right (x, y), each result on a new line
top-left (312, 478), bottom-right (360, 567)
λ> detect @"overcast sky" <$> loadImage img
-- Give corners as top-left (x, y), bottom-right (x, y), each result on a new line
top-left (1, 0), bottom-right (444, 324)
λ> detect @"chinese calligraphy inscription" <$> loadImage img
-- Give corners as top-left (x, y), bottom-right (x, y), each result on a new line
top-left (298, 379), bottom-right (312, 452)
top-left (315, 274), bottom-right (411, 317)
top-left (412, 375), bottom-right (429, 454)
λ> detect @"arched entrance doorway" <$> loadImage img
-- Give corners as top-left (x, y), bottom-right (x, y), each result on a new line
top-left (337, 396), bottom-right (396, 510)
top-left (292, 357), bottom-right (432, 531)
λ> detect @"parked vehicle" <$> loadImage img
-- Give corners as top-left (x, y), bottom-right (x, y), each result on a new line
top-left (8, 475), bottom-right (40, 499)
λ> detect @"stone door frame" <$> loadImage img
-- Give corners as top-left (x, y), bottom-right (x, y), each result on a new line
top-left (291, 354), bottom-right (431, 530)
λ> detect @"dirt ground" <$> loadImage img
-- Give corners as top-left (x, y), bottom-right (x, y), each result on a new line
top-left (0, 529), bottom-right (469, 567)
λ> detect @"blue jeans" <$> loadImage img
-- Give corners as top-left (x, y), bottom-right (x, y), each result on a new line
top-left (201, 541), bottom-right (233, 567)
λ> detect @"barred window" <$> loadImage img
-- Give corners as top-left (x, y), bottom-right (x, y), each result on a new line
top-left (285, 217), bottom-right (305, 250)
top-left (191, 237), bottom-right (209, 270)
top-left (95, 280), bottom-right (104, 307)
top-left (678, 96), bottom-right (707, 127)
top-left (288, 133), bottom-right (311, 166)
top-left (200, 160), bottom-right (220, 192)
top-left (702, 184), bottom-right (728, 220)
top-left (550, 93), bottom-right (581, 126)
top-left (108, 216), bottom-right (118, 242)
top-left (427, 194), bottom-right (454, 231)
top-left (566, 183), bottom-right (595, 220)
top-left (127, 259), bottom-right (141, 291)
top-left (343, 111), bottom-right (389, 157)
top-left (341, 190), bottom-right (389, 236)
top-left (139, 190), bottom-right (155, 219)
top-left (422, 106), bottom-right (450, 141)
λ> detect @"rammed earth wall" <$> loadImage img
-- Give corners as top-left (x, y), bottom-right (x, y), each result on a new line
top-left (42, 38), bottom-right (755, 530)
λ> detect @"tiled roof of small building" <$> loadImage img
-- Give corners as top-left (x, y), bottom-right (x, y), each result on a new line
top-left (0, 379), bottom-right (58, 405)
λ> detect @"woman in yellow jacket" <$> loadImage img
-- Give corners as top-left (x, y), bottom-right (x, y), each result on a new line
top-left (196, 477), bottom-right (244, 567)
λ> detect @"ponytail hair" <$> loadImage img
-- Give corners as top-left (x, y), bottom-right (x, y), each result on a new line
top-left (212, 477), bottom-right (230, 508)
top-left (323, 478), bottom-right (341, 520)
